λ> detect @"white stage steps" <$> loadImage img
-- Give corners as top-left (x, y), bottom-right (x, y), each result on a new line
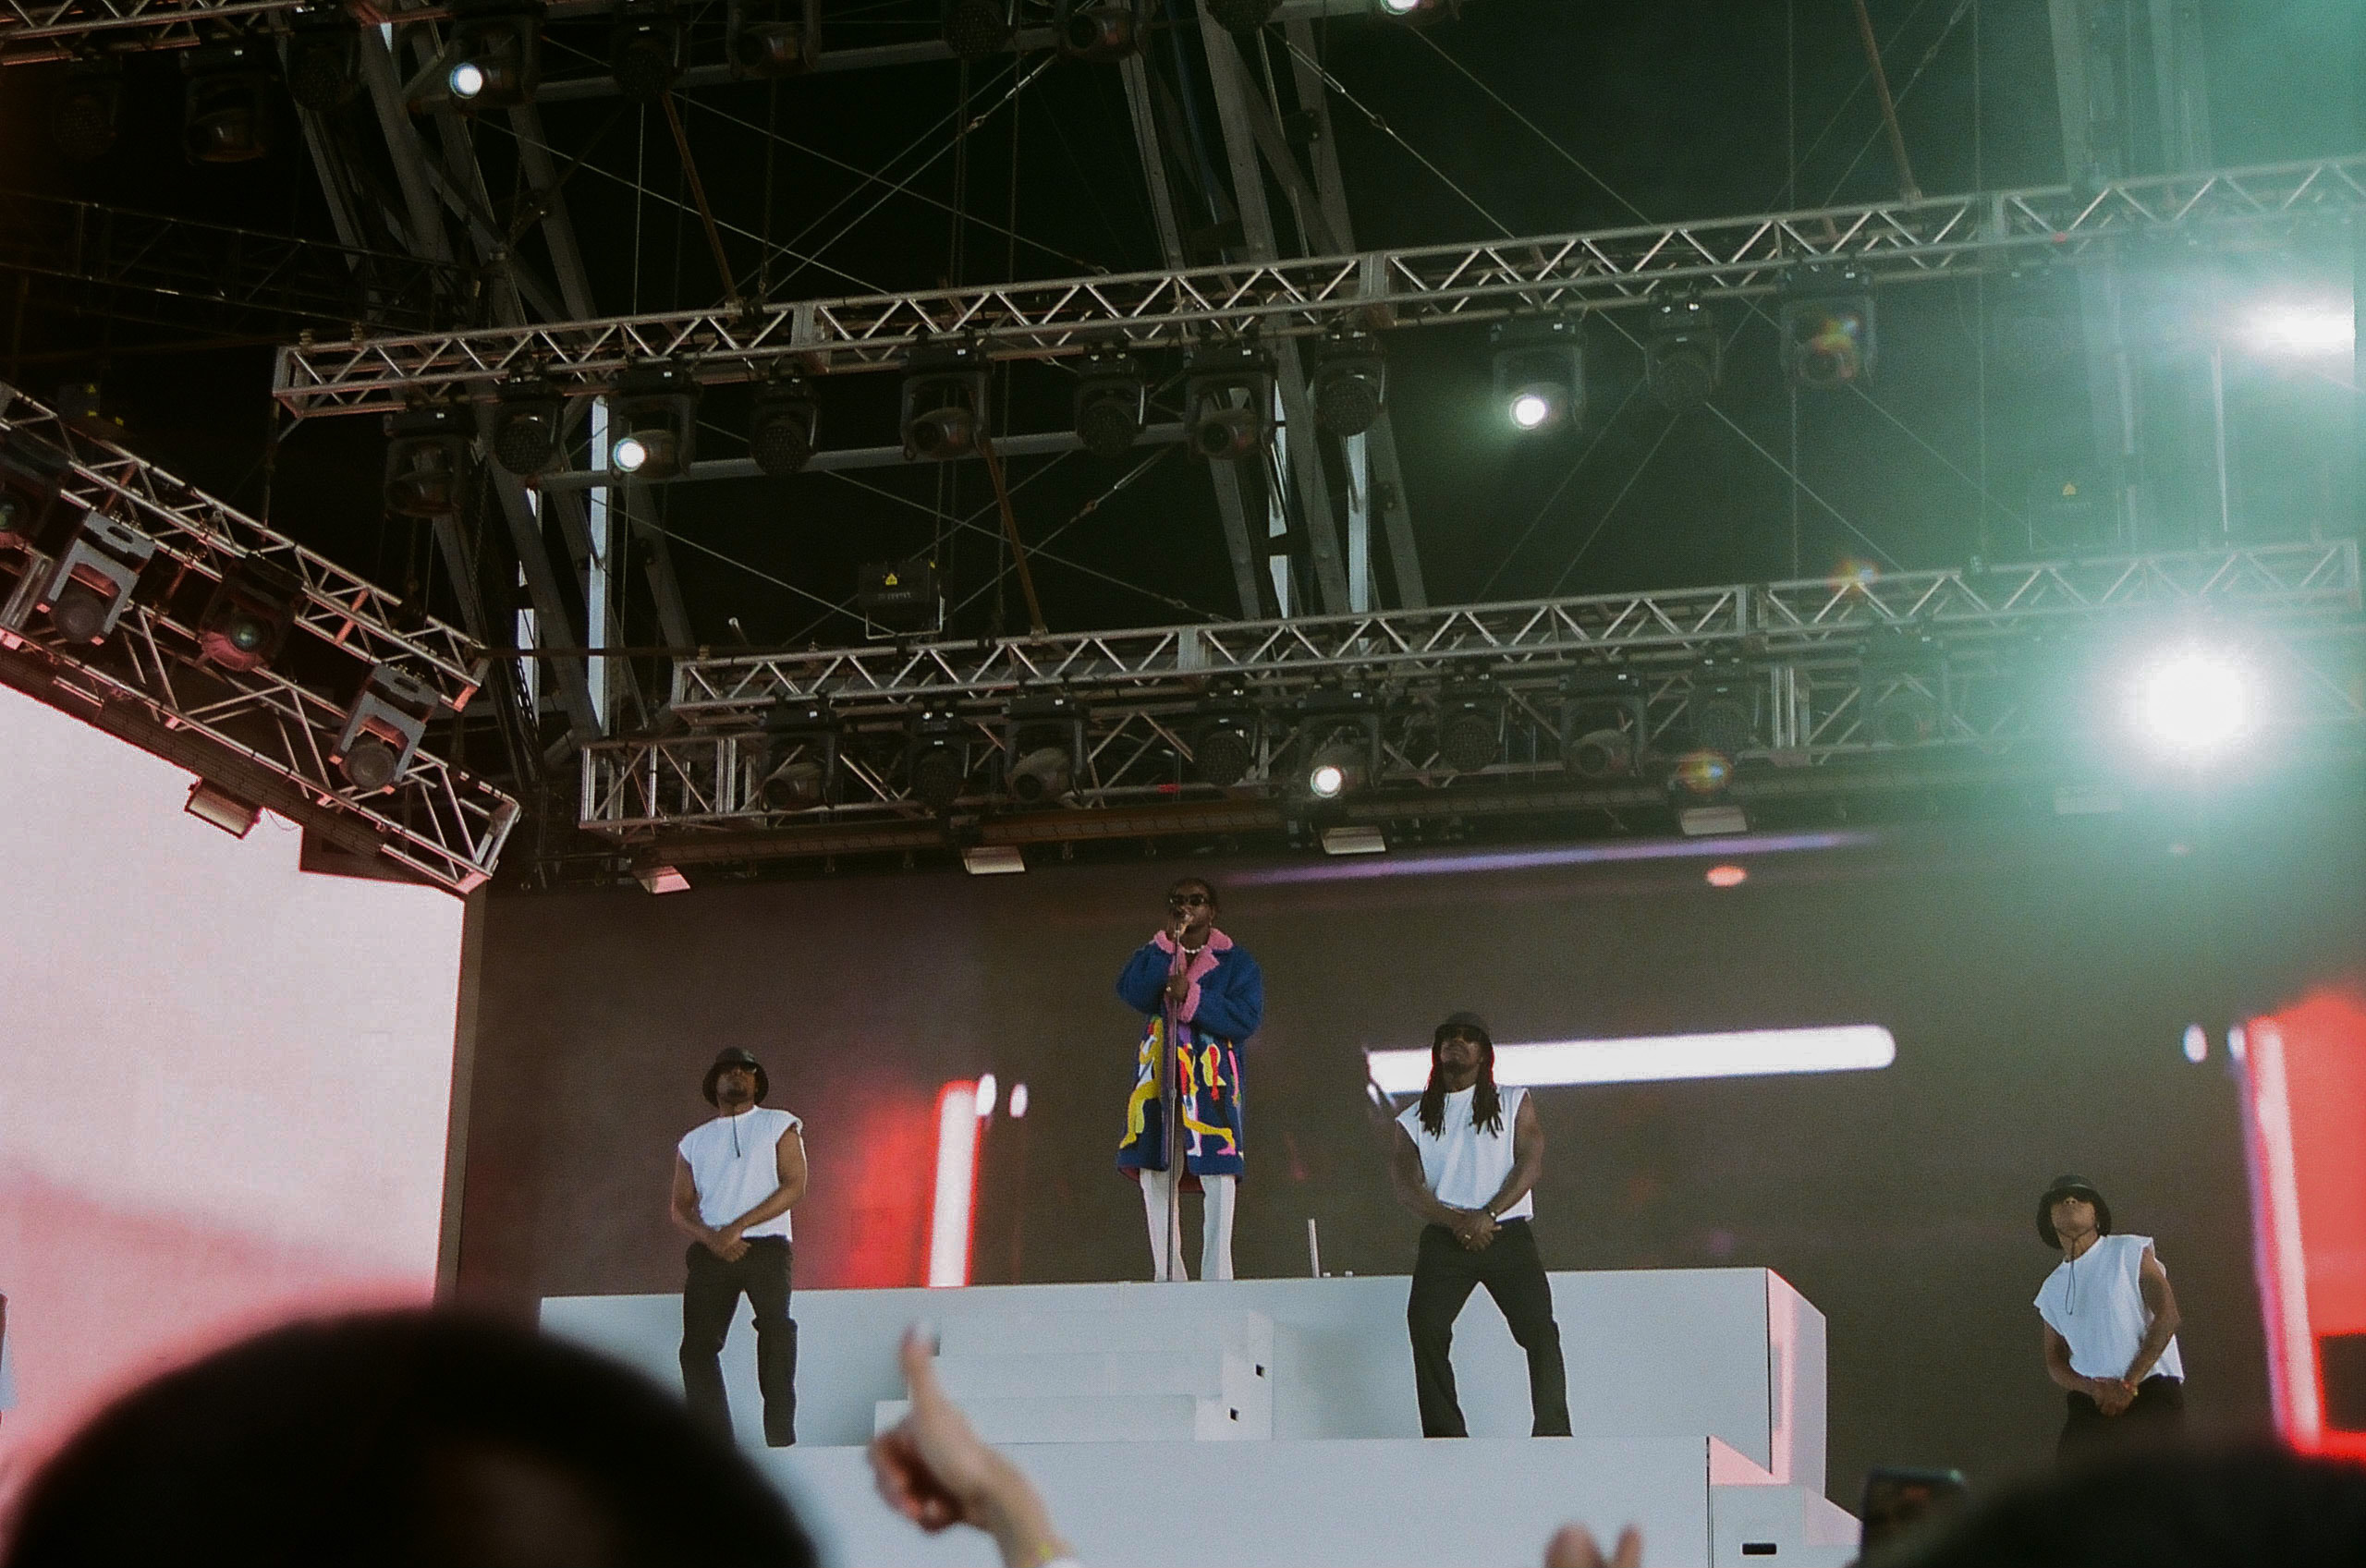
top-left (544, 1269), bottom-right (1859, 1568)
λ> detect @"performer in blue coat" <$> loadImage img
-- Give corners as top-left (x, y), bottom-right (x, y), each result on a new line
top-left (1116, 876), bottom-right (1263, 1282)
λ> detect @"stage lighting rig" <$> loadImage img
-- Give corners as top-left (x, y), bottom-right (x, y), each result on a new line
top-left (750, 375), bottom-right (819, 475)
top-left (1072, 351), bottom-right (1147, 459)
top-left (1433, 681), bottom-right (1502, 773)
top-left (1372, 0), bottom-right (1449, 20)
top-left (1560, 670), bottom-right (1647, 780)
top-left (38, 510), bottom-right (155, 644)
top-left (1687, 657), bottom-right (1754, 758)
top-left (2133, 642), bottom-right (2255, 762)
top-left (908, 708), bottom-right (970, 811)
top-left (942, 0), bottom-right (1012, 59)
top-left (1312, 334), bottom-right (1387, 437)
top-left (610, 6), bottom-right (682, 101)
top-left (51, 59), bottom-right (124, 163)
top-left (1858, 631), bottom-right (1944, 748)
top-left (1055, 0), bottom-right (1143, 62)
top-left (1189, 697), bottom-right (1259, 786)
top-left (181, 43), bottom-right (274, 164)
top-left (730, 0), bottom-right (820, 76)
top-left (609, 361), bottom-right (700, 478)
top-left (1184, 342), bottom-right (1274, 462)
top-left (1780, 265), bottom-right (1877, 389)
top-left (858, 555), bottom-right (942, 637)
top-left (284, 8), bottom-right (360, 112)
top-left (197, 562), bottom-right (300, 674)
top-left (0, 432), bottom-right (71, 545)
top-left (383, 404), bottom-right (472, 517)
top-left (1004, 692), bottom-right (1083, 807)
top-left (1291, 684), bottom-right (1379, 800)
top-left (1645, 298), bottom-right (1721, 410)
top-left (490, 372), bottom-right (564, 476)
top-left (1204, 0), bottom-right (1278, 32)
top-left (445, 2), bottom-right (542, 107)
top-left (900, 346), bottom-right (989, 462)
top-left (755, 699), bottom-right (835, 810)
top-left (335, 663), bottom-right (441, 792)
top-left (1491, 318), bottom-right (1583, 434)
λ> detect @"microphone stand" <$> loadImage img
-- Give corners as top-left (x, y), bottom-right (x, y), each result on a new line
top-left (1159, 931), bottom-right (1187, 1283)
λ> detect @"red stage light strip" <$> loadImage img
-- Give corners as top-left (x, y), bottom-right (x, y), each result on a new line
top-left (927, 1080), bottom-right (984, 1288)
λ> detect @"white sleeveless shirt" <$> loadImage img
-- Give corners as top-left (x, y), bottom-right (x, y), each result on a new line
top-left (678, 1107), bottom-right (800, 1240)
top-left (1397, 1084), bottom-right (1533, 1222)
top-left (2034, 1233), bottom-right (2183, 1381)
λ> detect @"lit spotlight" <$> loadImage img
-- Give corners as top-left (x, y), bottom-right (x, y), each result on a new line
top-left (1309, 760), bottom-right (1347, 798)
top-left (975, 1072), bottom-right (999, 1118)
top-left (1009, 1082), bottom-right (1030, 1118)
top-left (2181, 1024), bottom-right (2208, 1064)
top-left (2135, 645), bottom-right (2252, 760)
top-left (1706, 864), bottom-right (1748, 888)
top-left (1509, 393), bottom-right (1553, 430)
top-left (610, 434), bottom-right (651, 473)
top-left (449, 60), bottom-right (487, 97)
top-left (1493, 317), bottom-right (1582, 435)
top-left (2240, 299), bottom-right (2353, 359)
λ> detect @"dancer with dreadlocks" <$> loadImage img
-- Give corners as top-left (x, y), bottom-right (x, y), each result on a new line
top-left (1388, 1011), bottom-right (1569, 1439)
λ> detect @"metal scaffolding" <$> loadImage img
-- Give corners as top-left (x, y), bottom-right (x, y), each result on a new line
top-left (271, 152), bottom-right (2366, 418)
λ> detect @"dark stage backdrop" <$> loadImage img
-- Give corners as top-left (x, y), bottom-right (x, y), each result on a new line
top-left (461, 798), bottom-right (2366, 1498)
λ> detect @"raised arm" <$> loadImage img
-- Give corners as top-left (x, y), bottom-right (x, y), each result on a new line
top-left (2123, 1246), bottom-right (2182, 1385)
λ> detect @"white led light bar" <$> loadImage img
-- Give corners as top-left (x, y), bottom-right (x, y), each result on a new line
top-left (1364, 1025), bottom-right (1896, 1096)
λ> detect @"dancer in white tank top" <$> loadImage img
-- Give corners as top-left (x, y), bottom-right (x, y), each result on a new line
top-left (2034, 1173), bottom-right (2185, 1463)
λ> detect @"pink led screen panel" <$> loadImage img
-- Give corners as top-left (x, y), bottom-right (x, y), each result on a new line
top-left (0, 685), bottom-right (466, 1490)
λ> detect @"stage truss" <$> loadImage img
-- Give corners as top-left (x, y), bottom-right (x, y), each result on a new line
top-left (0, 381), bottom-right (517, 893)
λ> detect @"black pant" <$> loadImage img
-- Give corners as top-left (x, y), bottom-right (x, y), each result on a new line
top-left (680, 1236), bottom-right (798, 1447)
top-left (2058, 1374), bottom-right (2185, 1464)
top-left (1408, 1220), bottom-right (1571, 1438)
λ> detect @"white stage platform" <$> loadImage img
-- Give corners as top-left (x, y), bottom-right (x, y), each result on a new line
top-left (543, 1270), bottom-right (1858, 1568)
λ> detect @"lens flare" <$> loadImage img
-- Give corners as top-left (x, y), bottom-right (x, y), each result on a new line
top-left (1509, 391), bottom-right (1555, 430)
top-left (2136, 647), bottom-right (2251, 760)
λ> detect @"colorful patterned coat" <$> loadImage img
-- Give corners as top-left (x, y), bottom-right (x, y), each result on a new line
top-left (1115, 928), bottom-right (1264, 1182)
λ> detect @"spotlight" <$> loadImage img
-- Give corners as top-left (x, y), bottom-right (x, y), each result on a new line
top-left (335, 663), bottom-right (440, 791)
top-left (39, 511), bottom-right (155, 644)
top-left (1190, 709), bottom-right (1256, 786)
top-left (491, 372), bottom-right (565, 477)
top-left (1567, 727), bottom-right (1633, 778)
top-left (1008, 747), bottom-right (1074, 805)
top-left (908, 709), bottom-right (970, 811)
top-left (634, 858), bottom-right (690, 893)
top-left (1184, 341), bottom-right (1274, 463)
top-left (1561, 671), bottom-right (1647, 778)
top-left (445, 2), bottom-right (541, 108)
top-left (1372, 0), bottom-right (1446, 18)
top-left (2134, 644), bottom-right (2252, 760)
top-left (942, 0), bottom-right (1011, 59)
top-left (197, 563), bottom-right (300, 673)
top-left (729, 0), bottom-right (820, 76)
top-left (51, 59), bottom-right (123, 162)
top-left (1004, 691), bottom-right (1082, 807)
top-left (1312, 334), bottom-right (1387, 436)
top-left (184, 779), bottom-right (261, 838)
top-left (1492, 318), bottom-right (1583, 434)
top-left (753, 700), bottom-right (835, 810)
top-left (1645, 298), bottom-right (1721, 410)
top-left (1307, 740), bottom-right (1364, 798)
top-left (383, 404), bottom-right (472, 517)
top-left (750, 376), bottom-right (819, 476)
top-left (858, 554), bottom-right (943, 636)
top-left (1055, 0), bottom-right (1141, 61)
top-left (181, 43), bottom-right (274, 164)
top-left (1780, 265), bottom-right (1876, 389)
top-left (610, 6), bottom-right (681, 101)
top-left (1204, 0), bottom-right (1277, 31)
top-left (610, 361), bottom-right (700, 479)
top-left (1689, 692), bottom-right (1752, 759)
top-left (900, 346), bottom-right (989, 462)
top-left (1320, 825), bottom-right (1386, 855)
top-left (1072, 351), bottom-right (1147, 459)
top-left (1433, 684), bottom-right (1501, 773)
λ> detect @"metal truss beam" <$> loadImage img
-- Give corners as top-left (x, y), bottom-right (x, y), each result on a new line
top-left (660, 541), bottom-right (2360, 720)
top-left (0, 381), bottom-right (517, 891)
top-left (579, 540), bottom-right (2362, 840)
top-left (273, 153), bottom-right (2366, 419)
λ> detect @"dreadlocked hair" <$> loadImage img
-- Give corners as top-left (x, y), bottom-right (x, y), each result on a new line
top-left (1418, 1040), bottom-right (1503, 1137)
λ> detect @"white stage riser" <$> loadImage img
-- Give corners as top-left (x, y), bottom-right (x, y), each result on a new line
top-left (543, 1269), bottom-right (1826, 1489)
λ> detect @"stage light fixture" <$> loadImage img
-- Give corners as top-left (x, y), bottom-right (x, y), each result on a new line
top-left (1305, 737), bottom-right (1370, 799)
top-left (197, 563), bottom-right (299, 673)
top-left (1190, 710), bottom-right (1257, 786)
top-left (962, 845), bottom-right (1027, 876)
top-left (51, 59), bottom-right (124, 162)
top-left (1687, 661), bottom-right (1753, 758)
top-left (283, 6), bottom-right (361, 112)
top-left (609, 361), bottom-right (700, 478)
top-left (1677, 802), bottom-right (1749, 837)
top-left (184, 779), bottom-right (261, 838)
top-left (750, 376), bottom-right (820, 476)
top-left (1560, 670), bottom-right (1647, 779)
top-left (755, 699), bottom-right (835, 810)
top-left (858, 554), bottom-right (943, 636)
top-left (1321, 825), bottom-right (1386, 856)
top-left (334, 662), bottom-right (440, 791)
top-left (908, 709), bottom-right (970, 811)
top-left (39, 510), bottom-right (155, 644)
top-left (2134, 643), bottom-right (2253, 761)
top-left (1312, 334), bottom-right (1387, 436)
top-left (610, 6), bottom-right (681, 101)
top-left (634, 858), bottom-right (689, 893)
top-left (1780, 265), bottom-right (1877, 389)
top-left (445, 2), bottom-right (541, 107)
top-left (1072, 351), bottom-right (1147, 458)
top-left (729, 0), bottom-right (820, 76)
top-left (1003, 691), bottom-right (1082, 807)
top-left (1568, 727), bottom-right (1633, 778)
top-left (181, 43), bottom-right (275, 164)
top-left (1055, 0), bottom-right (1140, 60)
top-left (942, 0), bottom-right (1011, 59)
top-left (1433, 685), bottom-right (1501, 773)
top-left (383, 404), bottom-right (472, 517)
top-left (490, 373), bottom-right (565, 476)
top-left (1645, 298), bottom-right (1721, 410)
top-left (1491, 318), bottom-right (1583, 434)
top-left (1007, 747), bottom-right (1074, 805)
top-left (1204, 0), bottom-right (1277, 31)
top-left (900, 346), bottom-right (990, 462)
top-left (1184, 341), bottom-right (1274, 462)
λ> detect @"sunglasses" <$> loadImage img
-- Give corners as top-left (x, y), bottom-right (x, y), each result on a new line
top-left (1439, 1028), bottom-right (1486, 1045)
top-left (1166, 892), bottom-right (1212, 908)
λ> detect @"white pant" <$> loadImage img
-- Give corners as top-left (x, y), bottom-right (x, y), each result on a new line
top-left (1138, 1167), bottom-right (1235, 1282)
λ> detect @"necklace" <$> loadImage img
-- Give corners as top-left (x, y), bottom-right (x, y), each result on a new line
top-left (1177, 938), bottom-right (1207, 956)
